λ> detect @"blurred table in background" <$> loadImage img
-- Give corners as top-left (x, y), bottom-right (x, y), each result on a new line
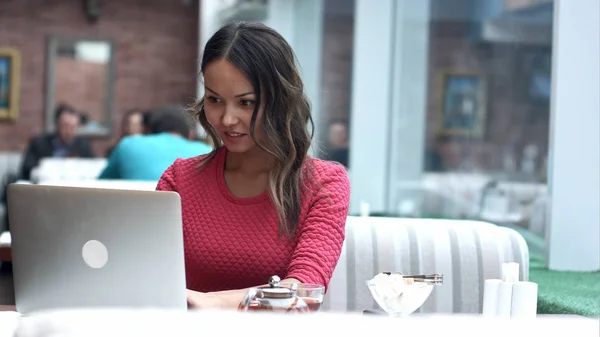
top-left (36, 180), bottom-right (157, 191)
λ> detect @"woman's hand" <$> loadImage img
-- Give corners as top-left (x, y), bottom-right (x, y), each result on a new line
top-left (187, 289), bottom-right (217, 309)
top-left (186, 289), bottom-right (238, 310)
top-left (186, 278), bottom-right (302, 310)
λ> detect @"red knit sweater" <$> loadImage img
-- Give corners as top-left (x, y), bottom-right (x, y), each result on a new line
top-left (156, 147), bottom-right (350, 292)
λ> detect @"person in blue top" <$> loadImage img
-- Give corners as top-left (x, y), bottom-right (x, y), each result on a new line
top-left (99, 105), bottom-right (212, 181)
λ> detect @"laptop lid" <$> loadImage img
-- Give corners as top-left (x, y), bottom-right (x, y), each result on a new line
top-left (7, 184), bottom-right (187, 314)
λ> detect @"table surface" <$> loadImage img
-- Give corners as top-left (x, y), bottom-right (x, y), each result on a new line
top-left (0, 304), bottom-right (594, 319)
top-left (0, 307), bottom-right (596, 337)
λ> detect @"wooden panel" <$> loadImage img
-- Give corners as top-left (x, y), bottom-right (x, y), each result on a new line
top-left (0, 246), bottom-right (11, 262)
top-left (0, 305), bottom-right (16, 311)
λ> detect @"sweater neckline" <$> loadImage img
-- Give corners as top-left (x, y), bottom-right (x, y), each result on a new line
top-left (215, 147), bottom-right (270, 205)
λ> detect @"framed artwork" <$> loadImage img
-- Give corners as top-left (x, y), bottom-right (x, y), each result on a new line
top-left (436, 70), bottom-right (487, 139)
top-left (0, 48), bottom-right (21, 121)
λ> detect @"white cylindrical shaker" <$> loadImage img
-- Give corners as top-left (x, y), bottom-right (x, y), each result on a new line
top-left (482, 279), bottom-right (501, 317)
top-left (502, 262), bottom-right (520, 282)
top-left (510, 282), bottom-right (538, 319)
top-left (496, 262), bottom-right (519, 318)
top-left (496, 280), bottom-right (514, 318)
top-left (360, 201), bottom-right (370, 217)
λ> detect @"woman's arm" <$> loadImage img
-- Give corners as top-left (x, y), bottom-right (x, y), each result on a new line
top-left (187, 278), bottom-right (302, 310)
top-left (285, 164), bottom-right (350, 289)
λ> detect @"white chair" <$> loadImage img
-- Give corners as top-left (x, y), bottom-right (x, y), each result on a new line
top-left (322, 216), bottom-right (529, 314)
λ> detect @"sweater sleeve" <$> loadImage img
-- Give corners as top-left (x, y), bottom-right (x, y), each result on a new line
top-left (156, 159), bottom-right (180, 192)
top-left (286, 164), bottom-right (350, 291)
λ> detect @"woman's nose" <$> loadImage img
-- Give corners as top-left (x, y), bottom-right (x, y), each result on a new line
top-left (222, 106), bottom-right (239, 127)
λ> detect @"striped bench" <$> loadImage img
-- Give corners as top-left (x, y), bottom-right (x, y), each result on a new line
top-left (322, 216), bottom-right (529, 314)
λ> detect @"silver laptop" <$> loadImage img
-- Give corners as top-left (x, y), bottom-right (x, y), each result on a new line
top-left (7, 184), bottom-right (187, 314)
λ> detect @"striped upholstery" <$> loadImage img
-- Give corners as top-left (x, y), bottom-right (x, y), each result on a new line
top-left (322, 217), bottom-right (529, 314)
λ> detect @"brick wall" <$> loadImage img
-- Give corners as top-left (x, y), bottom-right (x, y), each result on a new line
top-left (0, 0), bottom-right (199, 154)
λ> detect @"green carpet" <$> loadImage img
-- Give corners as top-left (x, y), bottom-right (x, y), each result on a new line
top-left (499, 223), bottom-right (600, 317)
top-left (529, 254), bottom-right (600, 317)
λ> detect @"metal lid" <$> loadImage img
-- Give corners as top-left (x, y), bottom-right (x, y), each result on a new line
top-left (258, 276), bottom-right (297, 299)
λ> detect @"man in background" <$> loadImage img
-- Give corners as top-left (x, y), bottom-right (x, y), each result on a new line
top-left (323, 119), bottom-right (349, 168)
top-left (424, 134), bottom-right (461, 172)
top-left (98, 105), bottom-right (211, 181)
top-left (1, 104), bottom-right (94, 231)
top-left (19, 104), bottom-right (95, 180)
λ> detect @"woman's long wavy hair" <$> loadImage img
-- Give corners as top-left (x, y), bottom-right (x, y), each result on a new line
top-left (190, 22), bottom-right (316, 238)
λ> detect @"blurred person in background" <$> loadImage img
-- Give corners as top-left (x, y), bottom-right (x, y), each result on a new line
top-left (105, 108), bottom-right (144, 157)
top-left (19, 103), bottom-right (95, 180)
top-left (323, 119), bottom-right (349, 167)
top-left (78, 112), bottom-right (106, 134)
top-left (141, 108), bottom-right (169, 135)
top-left (98, 105), bottom-right (211, 181)
top-left (141, 110), bottom-right (154, 134)
top-left (425, 134), bottom-right (461, 172)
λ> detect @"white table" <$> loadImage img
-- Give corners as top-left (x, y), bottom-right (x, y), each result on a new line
top-left (15, 179), bottom-right (158, 191)
top-left (1, 310), bottom-right (597, 337)
top-left (0, 309), bottom-right (19, 337)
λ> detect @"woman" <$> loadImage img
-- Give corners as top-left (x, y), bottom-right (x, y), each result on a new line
top-left (157, 22), bottom-right (351, 310)
top-left (105, 109), bottom-right (143, 157)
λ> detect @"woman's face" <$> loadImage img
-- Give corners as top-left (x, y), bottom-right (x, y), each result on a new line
top-left (203, 59), bottom-right (263, 153)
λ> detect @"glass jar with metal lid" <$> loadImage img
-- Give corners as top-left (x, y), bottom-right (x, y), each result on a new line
top-left (238, 276), bottom-right (309, 313)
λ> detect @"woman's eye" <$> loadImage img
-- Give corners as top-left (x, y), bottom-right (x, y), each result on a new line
top-left (207, 96), bottom-right (221, 103)
top-left (240, 100), bottom-right (255, 107)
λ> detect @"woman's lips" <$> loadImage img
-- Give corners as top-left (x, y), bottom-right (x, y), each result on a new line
top-left (223, 131), bottom-right (247, 142)
top-left (225, 132), bottom-right (245, 137)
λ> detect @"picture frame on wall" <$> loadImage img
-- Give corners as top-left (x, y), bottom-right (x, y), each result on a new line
top-left (0, 47), bottom-right (21, 121)
top-left (436, 70), bottom-right (487, 139)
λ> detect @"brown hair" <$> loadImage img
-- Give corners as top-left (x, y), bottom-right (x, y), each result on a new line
top-left (190, 22), bottom-right (315, 238)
